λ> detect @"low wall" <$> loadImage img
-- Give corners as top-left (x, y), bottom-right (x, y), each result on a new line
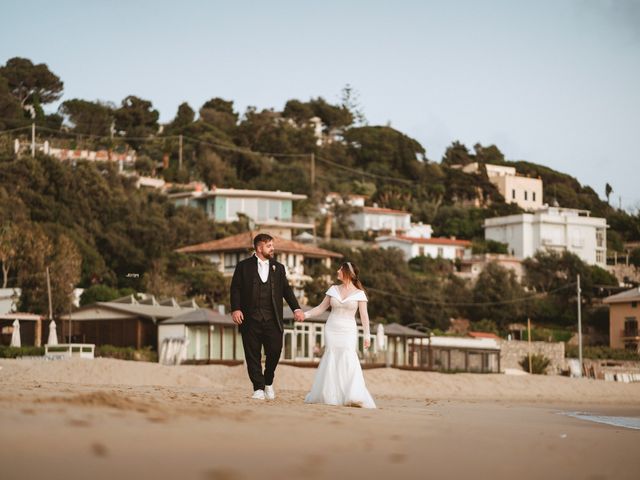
top-left (499, 339), bottom-right (565, 374)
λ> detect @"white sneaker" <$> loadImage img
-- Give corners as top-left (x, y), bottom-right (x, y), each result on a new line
top-left (265, 385), bottom-right (275, 400)
top-left (251, 389), bottom-right (265, 400)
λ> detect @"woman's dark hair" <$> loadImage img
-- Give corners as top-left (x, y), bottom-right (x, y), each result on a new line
top-left (253, 233), bottom-right (274, 249)
top-left (340, 261), bottom-right (365, 291)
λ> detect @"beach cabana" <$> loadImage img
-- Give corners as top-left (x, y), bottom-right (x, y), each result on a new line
top-left (158, 308), bottom-right (243, 364)
top-left (0, 313), bottom-right (44, 347)
top-left (383, 323), bottom-right (430, 368)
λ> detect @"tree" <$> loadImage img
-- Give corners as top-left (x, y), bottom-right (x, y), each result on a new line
top-left (166, 102), bottom-right (195, 133)
top-left (59, 99), bottom-right (114, 136)
top-left (341, 84), bottom-right (366, 126)
top-left (0, 57), bottom-right (63, 107)
top-left (199, 97), bottom-right (238, 134)
top-left (442, 141), bottom-right (472, 166)
top-left (470, 262), bottom-right (526, 329)
top-left (0, 76), bottom-right (25, 129)
top-left (114, 95), bottom-right (159, 148)
top-left (308, 97), bottom-right (353, 131)
top-left (80, 284), bottom-right (135, 306)
top-left (0, 223), bottom-right (19, 288)
top-left (282, 99), bottom-right (315, 123)
top-left (605, 183), bottom-right (613, 205)
top-left (48, 234), bottom-right (82, 316)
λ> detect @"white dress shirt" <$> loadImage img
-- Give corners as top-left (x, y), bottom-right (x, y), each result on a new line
top-left (256, 254), bottom-right (270, 283)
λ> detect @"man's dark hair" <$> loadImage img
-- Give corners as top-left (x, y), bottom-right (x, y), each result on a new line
top-left (253, 233), bottom-right (274, 249)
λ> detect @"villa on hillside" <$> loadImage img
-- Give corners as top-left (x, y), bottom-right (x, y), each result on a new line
top-left (483, 206), bottom-right (607, 267)
top-left (376, 235), bottom-right (471, 261)
top-left (456, 162), bottom-right (543, 211)
top-left (176, 232), bottom-right (342, 302)
top-left (350, 205), bottom-right (412, 235)
top-left (168, 186), bottom-right (314, 239)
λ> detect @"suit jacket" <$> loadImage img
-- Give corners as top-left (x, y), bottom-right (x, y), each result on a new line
top-left (230, 255), bottom-right (301, 332)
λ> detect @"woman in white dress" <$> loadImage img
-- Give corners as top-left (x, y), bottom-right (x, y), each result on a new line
top-left (303, 261), bottom-right (376, 409)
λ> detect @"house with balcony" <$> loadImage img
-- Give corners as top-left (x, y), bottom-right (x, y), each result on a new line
top-left (175, 232), bottom-right (342, 303)
top-left (483, 206), bottom-right (607, 267)
top-left (168, 186), bottom-right (314, 240)
top-left (350, 205), bottom-right (412, 235)
top-left (458, 162), bottom-right (543, 211)
top-left (376, 235), bottom-right (471, 261)
top-left (604, 287), bottom-right (640, 353)
top-left (456, 253), bottom-right (524, 283)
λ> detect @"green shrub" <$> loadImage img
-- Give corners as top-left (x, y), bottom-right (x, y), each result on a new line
top-left (519, 354), bottom-right (551, 374)
top-left (95, 345), bottom-right (158, 362)
top-left (565, 345), bottom-right (640, 361)
top-left (0, 346), bottom-right (45, 358)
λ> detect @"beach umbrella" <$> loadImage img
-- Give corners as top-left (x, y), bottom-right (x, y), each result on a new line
top-left (47, 320), bottom-right (58, 346)
top-left (376, 323), bottom-right (385, 351)
top-left (10, 319), bottom-right (21, 347)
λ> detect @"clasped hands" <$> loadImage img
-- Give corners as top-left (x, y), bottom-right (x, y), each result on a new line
top-left (231, 309), bottom-right (305, 324)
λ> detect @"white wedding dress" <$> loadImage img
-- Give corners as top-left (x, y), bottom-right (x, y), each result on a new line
top-left (303, 285), bottom-right (376, 409)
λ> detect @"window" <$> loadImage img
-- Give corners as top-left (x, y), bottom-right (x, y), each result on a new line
top-left (512, 189), bottom-right (516, 199)
top-left (632, 302), bottom-right (638, 309)
top-left (596, 250), bottom-right (605, 264)
top-left (224, 253), bottom-right (240, 271)
top-left (419, 246), bottom-right (425, 256)
top-left (227, 198), bottom-right (243, 220)
top-left (624, 318), bottom-right (638, 337)
top-left (524, 191), bottom-right (528, 201)
top-left (532, 192), bottom-right (536, 202)
top-left (437, 247), bottom-right (444, 257)
top-left (596, 229), bottom-right (605, 248)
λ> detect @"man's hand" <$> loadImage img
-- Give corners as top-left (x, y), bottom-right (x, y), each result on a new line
top-left (231, 310), bottom-right (244, 325)
top-left (293, 309), bottom-right (305, 322)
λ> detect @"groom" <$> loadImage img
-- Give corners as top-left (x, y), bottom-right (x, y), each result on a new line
top-left (230, 233), bottom-right (304, 400)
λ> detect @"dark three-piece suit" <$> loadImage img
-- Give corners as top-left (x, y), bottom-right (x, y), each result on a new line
top-left (230, 255), bottom-right (301, 391)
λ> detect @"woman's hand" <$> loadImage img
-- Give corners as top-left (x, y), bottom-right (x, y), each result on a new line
top-left (364, 338), bottom-right (371, 349)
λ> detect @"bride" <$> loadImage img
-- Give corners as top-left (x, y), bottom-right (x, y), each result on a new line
top-left (302, 261), bottom-right (376, 409)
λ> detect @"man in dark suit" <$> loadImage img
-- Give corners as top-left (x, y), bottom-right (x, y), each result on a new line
top-left (231, 233), bottom-right (304, 400)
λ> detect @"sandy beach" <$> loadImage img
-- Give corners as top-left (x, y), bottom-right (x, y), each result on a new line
top-left (1, 358), bottom-right (639, 480)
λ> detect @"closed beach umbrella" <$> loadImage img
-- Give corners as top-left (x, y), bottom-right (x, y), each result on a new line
top-left (376, 323), bottom-right (385, 351)
top-left (10, 319), bottom-right (21, 347)
top-left (47, 320), bottom-right (58, 346)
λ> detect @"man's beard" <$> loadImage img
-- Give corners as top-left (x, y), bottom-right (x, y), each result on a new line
top-left (263, 250), bottom-right (275, 259)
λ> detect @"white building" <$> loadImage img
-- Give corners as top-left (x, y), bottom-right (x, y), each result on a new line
top-left (176, 232), bottom-right (342, 303)
top-left (350, 206), bottom-right (412, 234)
top-left (483, 206), bottom-right (607, 266)
top-left (461, 162), bottom-right (543, 211)
top-left (168, 186), bottom-right (314, 240)
top-left (376, 235), bottom-right (471, 261)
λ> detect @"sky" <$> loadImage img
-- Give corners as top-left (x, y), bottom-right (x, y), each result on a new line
top-left (1, 0), bottom-right (639, 210)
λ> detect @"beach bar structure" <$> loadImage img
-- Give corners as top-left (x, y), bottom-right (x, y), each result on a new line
top-left (381, 324), bottom-right (501, 372)
top-left (60, 296), bottom-right (197, 349)
top-left (425, 336), bottom-right (501, 373)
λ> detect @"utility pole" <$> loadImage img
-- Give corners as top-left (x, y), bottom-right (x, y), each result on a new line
top-left (179, 134), bottom-right (183, 170)
top-left (310, 153), bottom-right (315, 187)
top-left (46, 266), bottom-right (53, 321)
top-left (577, 273), bottom-right (583, 377)
top-left (527, 317), bottom-right (532, 374)
top-left (31, 122), bottom-right (36, 157)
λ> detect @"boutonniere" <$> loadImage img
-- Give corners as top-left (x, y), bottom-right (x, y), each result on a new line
top-left (272, 265), bottom-right (276, 272)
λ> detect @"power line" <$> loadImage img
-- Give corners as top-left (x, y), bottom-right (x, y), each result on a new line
top-left (315, 155), bottom-right (414, 184)
top-left (365, 282), bottom-right (577, 307)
